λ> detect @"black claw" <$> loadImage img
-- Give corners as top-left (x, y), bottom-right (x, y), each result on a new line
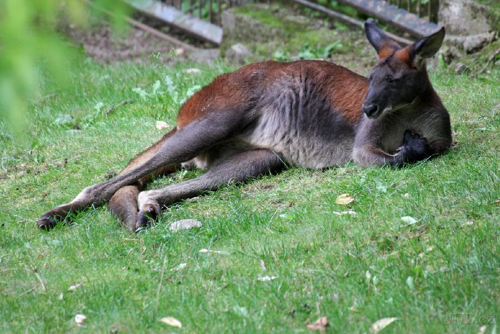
top-left (36, 216), bottom-right (57, 230)
top-left (403, 129), bottom-right (414, 144)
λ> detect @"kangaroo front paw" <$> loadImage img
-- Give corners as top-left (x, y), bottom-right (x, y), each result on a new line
top-left (37, 215), bottom-right (58, 230)
top-left (400, 130), bottom-right (431, 163)
top-left (36, 205), bottom-right (72, 230)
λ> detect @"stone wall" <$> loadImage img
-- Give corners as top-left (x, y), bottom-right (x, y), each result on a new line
top-left (439, 0), bottom-right (498, 35)
top-left (439, 0), bottom-right (499, 52)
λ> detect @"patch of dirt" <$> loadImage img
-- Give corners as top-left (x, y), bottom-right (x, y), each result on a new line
top-left (61, 13), bottom-right (216, 64)
top-left (63, 20), bottom-right (179, 64)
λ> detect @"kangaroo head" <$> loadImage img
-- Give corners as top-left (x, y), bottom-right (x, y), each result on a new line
top-left (361, 20), bottom-right (445, 119)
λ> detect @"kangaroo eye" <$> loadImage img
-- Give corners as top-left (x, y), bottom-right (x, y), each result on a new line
top-left (385, 75), bottom-right (394, 82)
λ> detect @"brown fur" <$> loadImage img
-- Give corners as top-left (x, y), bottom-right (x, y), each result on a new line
top-left (325, 67), bottom-right (368, 124)
top-left (176, 64), bottom-right (261, 128)
top-left (36, 21), bottom-right (452, 233)
top-left (108, 129), bottom-right (180, 231)
top-left (394, 48), bottom-right (413, 67)
top-left (378, 41), bottom-right (400, 60)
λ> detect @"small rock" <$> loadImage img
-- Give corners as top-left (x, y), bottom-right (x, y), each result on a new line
top-left (225, 43), bottom-right (253, 64)
top-left (169, 219), bottom-right (202, 232)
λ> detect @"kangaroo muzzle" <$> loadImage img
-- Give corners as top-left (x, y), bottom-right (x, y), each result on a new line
top-left (362, 103), bottom-right (381, 118)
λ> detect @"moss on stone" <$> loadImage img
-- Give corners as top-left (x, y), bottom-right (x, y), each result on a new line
top-left (225, 3), bottom-right (354, 57)
top-left (475, 0), bottom-right (500, 10)
top-left (232, 5), bottom-right (306, 33)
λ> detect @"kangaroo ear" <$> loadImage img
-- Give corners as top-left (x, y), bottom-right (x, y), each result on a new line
top-left (364, 20), bottom-right (401, 59)
top-left (410, 27), bottom-right (445, 63)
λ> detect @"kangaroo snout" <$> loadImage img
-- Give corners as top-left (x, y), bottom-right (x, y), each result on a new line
top-left (362, 103), bottom-right (380, 118)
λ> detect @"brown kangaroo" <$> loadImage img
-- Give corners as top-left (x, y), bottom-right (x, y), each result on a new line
top-left (37, 21), bottom-right (452, 233)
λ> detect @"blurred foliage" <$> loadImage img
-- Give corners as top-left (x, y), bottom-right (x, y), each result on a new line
top-left (0, 0), bottom-right (129, 140)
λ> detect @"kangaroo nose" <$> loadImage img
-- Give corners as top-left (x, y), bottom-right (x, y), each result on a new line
top-left (362, 104), bottom-right (379, 118)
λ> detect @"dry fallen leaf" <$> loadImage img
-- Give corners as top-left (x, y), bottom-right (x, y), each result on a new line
top-left (74, 314), bottom-right (87, 326)
top-left (68, 283), bottom-right (82, 291)
top-left (155, 121), bottom-right (171, 130)
top-left (401, 216), bottom-right (418, 224)
top-left (370, 317), bottom-right (398, 333)
top-left (495, 199), bottom-right (500, 205)
top-left (159, 316), bottom-right (182, 328)
top-left (332, 210), bottom-right (357, 216)
top-left (336, 193), bottom-right (355, 205)
top-left (478, 325), bottom-right (487, 334)
top-left (257, 275), bottom-right (278, 282)
top-left (306, 316), bottom-right (329, 332)
top-left (199, 249), bottom-right (230, 255)
top-left (169, 219), bottom-right (202, 232)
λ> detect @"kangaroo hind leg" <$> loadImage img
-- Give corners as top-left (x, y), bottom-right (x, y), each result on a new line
top-left (136, 149), bottom-right (285, 232)
top-left (36, 129), bottom-right (179, 231)
top-left (37, 111), bottom-right (246, 230)
top-left (109, 129), bottom-right (181, 233)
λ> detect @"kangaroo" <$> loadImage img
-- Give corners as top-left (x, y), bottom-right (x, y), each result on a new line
top-left (37, 20), bottom-right (452, 233)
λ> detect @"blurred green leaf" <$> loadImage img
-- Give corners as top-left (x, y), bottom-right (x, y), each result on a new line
top-left (0, 0), bottom-right (129, 140)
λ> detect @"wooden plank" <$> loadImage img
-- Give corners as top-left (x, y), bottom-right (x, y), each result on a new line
top-left (88, 0), bottom-right (198, 53)
top-left (124, 0), bottom-right (223, 45)
top-left (293, 0), bottom-right (363, 29)
top-left (293, 0), bottom-right (414, 45)
top-left (126, 17), bottom-right (198, 53)
top-left (336, 0), bottom-right (439, 38)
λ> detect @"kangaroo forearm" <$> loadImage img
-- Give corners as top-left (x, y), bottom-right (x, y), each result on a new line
top-left (353, 146), bottom-right (400, 167)
top-left (353, 143), bottom-right (430, 168)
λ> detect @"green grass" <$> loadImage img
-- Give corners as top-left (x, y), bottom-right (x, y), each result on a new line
top-left (1, 53), bottom-right (500, 333)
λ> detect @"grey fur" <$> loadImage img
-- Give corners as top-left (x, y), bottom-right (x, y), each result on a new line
top-left (37, 22), bottom-right (452, 231)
